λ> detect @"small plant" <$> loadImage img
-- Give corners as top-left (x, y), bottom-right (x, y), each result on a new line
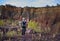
top-left (0, 20), bottom-right (5, 26)
top-left (6, 31), bottom-right (17, 37)
top-left (44, 27), bottom-right (51, 33)
top-left (0, 32), bottom-right (3, 39)
top-left (28, 20), bottom-right (42, 32)
top-left (17, 29), bottom-right (22, 36)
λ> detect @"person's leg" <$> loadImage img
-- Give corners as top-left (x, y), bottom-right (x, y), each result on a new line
top-left (22, 28), bottom-right (24, 35)
top-left (22, 27), bottom-right (26, 35)
top-left (24, 28), bottom-right (26, 35)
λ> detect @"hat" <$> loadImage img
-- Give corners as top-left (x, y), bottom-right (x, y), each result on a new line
top-left (22, 17), bottom-right (25, 20)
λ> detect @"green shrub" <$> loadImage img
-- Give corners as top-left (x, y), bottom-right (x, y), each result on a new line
top-left (28, 20), bottom-right (42, 32)
top-left (0, 20), bottom-right (4, 26)
top-left (17, 31), bottom-right (21, 36)
top-left (6, 31), bottom-right (17, 37)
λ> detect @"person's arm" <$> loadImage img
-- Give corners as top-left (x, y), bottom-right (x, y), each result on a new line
top-left (26, 21), bottom-right (28, 28)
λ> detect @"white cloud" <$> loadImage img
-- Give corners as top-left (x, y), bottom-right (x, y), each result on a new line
top-left (2, 0), bottom-right (58, 7)
top-left (31, 0), bottom-right (57, 7)
top-left (3, 0), bottom-right (28, 7)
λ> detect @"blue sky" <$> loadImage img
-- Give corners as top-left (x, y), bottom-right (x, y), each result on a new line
top-left (0, 0), bottom-right (60, 7)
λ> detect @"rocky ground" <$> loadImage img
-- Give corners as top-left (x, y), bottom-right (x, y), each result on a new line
top-left (1, 34), bottom-right (60, 41)
top-left (0, 25), bottom-right (60, 41)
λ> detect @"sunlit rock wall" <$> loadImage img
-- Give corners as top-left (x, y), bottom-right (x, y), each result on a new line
top-left (0, 5), bottom-right (60, 34)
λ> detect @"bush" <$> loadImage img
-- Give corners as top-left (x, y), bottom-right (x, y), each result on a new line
top-left (17, 31), bottom-right (21, 36)
top-left (0, 20), bottom-right (5, 26)
top-left (28, 20), bottom-right (42, 32)
top-left (6, 31), bottom-right (17, 37)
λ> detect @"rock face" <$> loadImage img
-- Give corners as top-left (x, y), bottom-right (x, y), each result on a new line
top-left (0, 4), bottom-right (60, 34)
top-left (0, 5), bottom-right (22, 19)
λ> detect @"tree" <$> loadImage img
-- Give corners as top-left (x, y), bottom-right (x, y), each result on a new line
top-left (46, 5), bottom-right (50, 7)
top-left (57, 3), bottom-right (60, 6)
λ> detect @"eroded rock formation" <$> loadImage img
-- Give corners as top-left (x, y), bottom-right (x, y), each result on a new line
top-left (0, 4), bottom-right (60, 34)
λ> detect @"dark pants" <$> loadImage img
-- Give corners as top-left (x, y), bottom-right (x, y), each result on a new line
top-left (22, 26), bottom-right (26, 35)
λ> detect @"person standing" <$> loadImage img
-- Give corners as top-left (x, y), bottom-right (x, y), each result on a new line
top-left (21, 18), bottom-right (27, 35)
